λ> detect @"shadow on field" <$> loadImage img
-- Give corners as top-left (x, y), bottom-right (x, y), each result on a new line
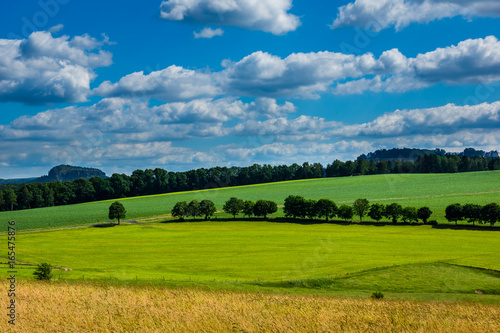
top-left (163, 218), bottom-right (431, 227)
top-left (432, 224), bottom-right (500, 231)
top-left (161, 218), bottom-right (499, 230)
top-left (92, 222), bottom-right (117, 228)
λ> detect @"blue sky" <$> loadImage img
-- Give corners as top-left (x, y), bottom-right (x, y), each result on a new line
top-left (1, 0), bottom-right (500, 178)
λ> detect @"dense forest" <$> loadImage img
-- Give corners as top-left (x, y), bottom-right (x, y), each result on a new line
top-left (1, 151), bottom-right (500, 212)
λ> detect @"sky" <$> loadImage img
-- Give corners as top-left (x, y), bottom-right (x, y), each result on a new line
top-left (1, 0), bottom-right (500, 178)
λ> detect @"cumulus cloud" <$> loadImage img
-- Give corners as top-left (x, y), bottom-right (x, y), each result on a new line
top-left (194, 27), bottom-right (224, 39)
top-left (221, 141), bottom-right (375, 164)
top-left (93, 66), bottom-right (221, 101)
top-left (233, 115), bottom-right (340, 141)
top-left (0, 96), bottom-right (300, 174)
top-left (0, 31), bottom-right (112, 105)
top-left (332, 0), bottom-right (500, 32)
top-left (334, 36), bottom-right (500, 94)
top-left (92, 36), bottom-right (500, 100)
top-left (331, 101), bottom-right (500, 139)
top-left (159, 0), bottom-right (300, 35)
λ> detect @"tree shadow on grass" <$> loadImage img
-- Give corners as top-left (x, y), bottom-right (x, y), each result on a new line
top-left (92, 222), bottom-right (117, 228)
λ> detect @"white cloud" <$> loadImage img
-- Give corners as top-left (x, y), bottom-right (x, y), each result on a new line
top-left (93, 36), bottom-right (500, 100)
top-left (332, 0), bottom-right (500, 32)
top-left (93, 65), bottom-right (221, 101)
top-left (160, 0), bottom-right (300, 35)
top-left (0, 31), bottom-right (112, 105)
top-left (233, 115), bottom-right (340, 141)
top-left (332, 101), bottom-right (500, 138)
top-left (194, 27), bottom-right (224, 39)
top-left (334, 36), bottom-right (500, 94)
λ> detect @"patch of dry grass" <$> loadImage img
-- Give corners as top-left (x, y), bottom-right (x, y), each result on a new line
top-left (2, 280), bottom-right (499, 332)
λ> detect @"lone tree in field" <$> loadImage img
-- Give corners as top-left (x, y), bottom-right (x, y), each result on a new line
top-left (33, 263), bottom-right (52, 280)
top-left (223, 197), bottom-right (244, 218)
top-left (315, 199), bottom-right (337, 221)
top-left (337, 204), bottom-right (354, 221)
top-left (253, 200), bottom-right (278, 218)
top-left (109, 201), bottom-right (126, 225)
top-left (368, 203), bottom-right (385, 222)
top-left (384, 203), bottom-right (403, 223)
top-left (417, 207), bottom-right (432, 224)
top-left (445, 203), bottom-right (463, 225)
top-left (353, 198), bottom-right (370, 222)
top-left (188, 200), bottom-right (201, 219)
top-left (172, 201), bottom-right (189, 220)
top-left (199, 199), bottom-right (216, 220)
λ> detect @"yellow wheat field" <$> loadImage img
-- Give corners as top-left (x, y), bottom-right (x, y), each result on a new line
top-left (1, 280), bottom-right (499, 332)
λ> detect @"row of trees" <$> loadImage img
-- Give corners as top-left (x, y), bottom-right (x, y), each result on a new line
top-left (445, 203), bottom-right (500, 226)
top-left (283, 196), bottom-right (432, 224)
top-left (169, 196), bottom-right (434, 224)
top-left (2, 154), bottom-right (500, 212)
top-left (171, 197), bottom-right (278, 220)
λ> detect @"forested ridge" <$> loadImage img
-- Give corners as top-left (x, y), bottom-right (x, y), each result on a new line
top-left (1, 151), bottom-right (500, 212)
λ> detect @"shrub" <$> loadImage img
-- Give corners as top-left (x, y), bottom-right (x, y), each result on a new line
top-left (371, 292), bottom-right (384, 299)
top-left (33, 263), bottom-right (52, 280)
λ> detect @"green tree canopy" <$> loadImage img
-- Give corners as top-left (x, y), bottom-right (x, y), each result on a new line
top-left (109, 201), bottom-right (126, 225)
top-left (384, 203), bottom-right (403, 223)
top-left (353, 198), bottom-right (370, 222)
top-left (445, 203), bottom-right (463, 225)
top-left (284, 195), bottom-right (308, 219)
top-left (172, 201), bottom-right (189, 220)
top-left (463, 203), bottom-right (482, 226)
top-left (253, 200), bottom-right (277, 218)
top-left (417, 207), bottom-right (432, 224)
top-left (337, 204), bottom-right (354, 221)
top-left (242, 200), bottom-right (255, 217)
top-left (199, 199), bottom-right (216, 220)
top-left (33, 263), bottom-right (52, 280)
top-left (402, 206), bottom-right (418, 224)
top-left (188, 200), bottom-right (201, 219)
top-left (315, 199), bottom-right (337, 221)
top-left (480, 203), bottom-right (500, 226)
top-left (368, 203), bottom-right (385, 222)
top-left (223, 197), bottom-right (244, 218)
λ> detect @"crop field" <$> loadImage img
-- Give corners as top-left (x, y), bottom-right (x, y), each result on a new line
top-left (1, 171), bottom-right (500, 231)
top-left (1, 280), bottom-right (498, 333)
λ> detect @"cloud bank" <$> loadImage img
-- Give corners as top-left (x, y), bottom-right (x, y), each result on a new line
top-left (333, 0), bottom-right (500, 31)
top-left (94, 36), bottom-right (500, 100)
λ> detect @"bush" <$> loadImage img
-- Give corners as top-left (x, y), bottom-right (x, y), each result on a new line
top-left (428, 220), bottom-right (438, 226)
top-left (371, 292), bottom-right (384, 299)
top-left (33, 263), bottom-right (52, 280)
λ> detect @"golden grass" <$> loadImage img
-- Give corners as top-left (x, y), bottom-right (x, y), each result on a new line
top-left (2, 280), bottom-right (499, 333)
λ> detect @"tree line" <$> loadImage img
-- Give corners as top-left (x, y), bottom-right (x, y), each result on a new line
top-left (2, 153), bottom-right (500, 212)
top-left (167, 196), bottom-right (442, 225)
top-left (445, 203), bottom-right (500, 226)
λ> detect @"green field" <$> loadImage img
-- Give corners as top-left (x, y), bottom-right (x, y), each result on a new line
top-left (2, 171), bottom-right (500, 231)
top-left (1, 171), bottom-right (499, 302)
top-left (3, 221), bottom-right (499, 301)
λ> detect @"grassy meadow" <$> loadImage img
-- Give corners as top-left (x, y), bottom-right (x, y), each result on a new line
top-left (1, 171), bottom-right (499, 331)
top-left (1, 171), bottom-right (500, 231)
top-left (3, 221), bottom-right (499, 302)
top-left (1, 280), bottom-right (499, 333)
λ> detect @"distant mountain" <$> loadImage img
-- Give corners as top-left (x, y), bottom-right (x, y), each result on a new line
top-left (0, 165), bottom-right (106, 185)
top-left (358, 148), bottom-right (498, 162)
